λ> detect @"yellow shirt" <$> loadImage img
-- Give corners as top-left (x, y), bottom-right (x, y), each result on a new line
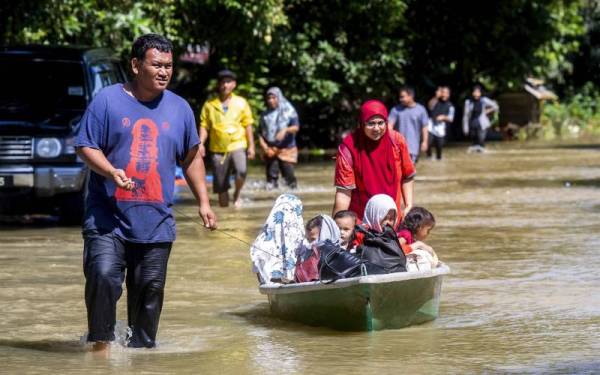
top-left (200, 93), bottom-right (254, 153)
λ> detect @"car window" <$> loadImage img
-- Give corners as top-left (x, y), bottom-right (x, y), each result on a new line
top-left (90, 62), bottom-right (124, 97)
top-left (0, 59), bottom-right (86, 124)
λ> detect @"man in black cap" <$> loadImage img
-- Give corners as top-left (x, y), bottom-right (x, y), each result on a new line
top-left (199, 69), bottom-right (255, 207)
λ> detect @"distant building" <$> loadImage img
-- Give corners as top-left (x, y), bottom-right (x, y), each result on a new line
top-left (497, 78), bottom-right (557, 131)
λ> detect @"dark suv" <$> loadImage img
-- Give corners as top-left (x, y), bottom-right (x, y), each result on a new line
top-left (0, 46), bottom-right (126, 223)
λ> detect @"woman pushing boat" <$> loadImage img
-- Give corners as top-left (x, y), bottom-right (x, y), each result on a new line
top-left (332, 99), bottom-right (416, 220)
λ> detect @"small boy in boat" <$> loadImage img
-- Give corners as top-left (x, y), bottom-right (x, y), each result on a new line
top-left (333, 210), bottom-right (358, 253)
top-left (397, 207), bottom-right (439, 269)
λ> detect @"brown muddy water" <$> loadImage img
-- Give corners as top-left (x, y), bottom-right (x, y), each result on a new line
top-left (1, 142), bottom-right (600, 374)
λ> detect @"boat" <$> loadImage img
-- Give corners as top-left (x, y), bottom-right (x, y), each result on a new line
top-left (259, 263), bottom-right (450, 331)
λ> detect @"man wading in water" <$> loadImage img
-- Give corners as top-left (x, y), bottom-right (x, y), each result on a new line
top-left (75, 34), bottom-right (217, 353)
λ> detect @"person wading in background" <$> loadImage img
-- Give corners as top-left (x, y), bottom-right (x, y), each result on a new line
top-left (258, 87), bottom-right (300, 190)
top-left (199, 69), bottom-right (255, 207)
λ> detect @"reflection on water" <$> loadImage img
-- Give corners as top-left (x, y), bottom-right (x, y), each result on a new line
top-left (1, 141), bottom-right (600, 374)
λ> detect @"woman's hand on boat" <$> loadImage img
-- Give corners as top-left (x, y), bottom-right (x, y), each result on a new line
top-left (199, 206), bottom-right (218, 230)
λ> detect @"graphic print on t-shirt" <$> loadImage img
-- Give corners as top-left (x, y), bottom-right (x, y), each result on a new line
top-left (115, 118), bottom-right (163, 202)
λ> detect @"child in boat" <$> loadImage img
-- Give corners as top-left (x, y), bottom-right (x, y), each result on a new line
top-left (333, 210), bottom-right (358, 253)
top-left (357, 194), bottom-right (407, 273)
top-left (305, 215), bottom-right (323, 244)
top-left (397, 207), bottom-right (439, 269)
top-left (295, 214), bottom-right (341, 282)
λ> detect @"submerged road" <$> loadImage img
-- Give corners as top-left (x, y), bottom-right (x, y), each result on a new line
top-left (1, 141), bottom-right (599, 374)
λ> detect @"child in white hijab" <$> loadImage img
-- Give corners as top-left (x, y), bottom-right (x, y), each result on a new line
top-left (362, 194), bottom-right (398, 233)
top-left (362, 194), bottom-right (438, 271)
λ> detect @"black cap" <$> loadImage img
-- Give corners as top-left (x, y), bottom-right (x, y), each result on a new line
top-left (217, 69), bottom-right (236, 81)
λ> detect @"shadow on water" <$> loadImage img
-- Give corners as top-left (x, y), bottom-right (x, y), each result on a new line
top-left (0, 215), bottom-right (73, 229)
top-left (0, 339), bottom-right (86, 353)
top-left (223, 303), bottom-right (352, 336)
top-left (497, 361), bottom-right (600, 375)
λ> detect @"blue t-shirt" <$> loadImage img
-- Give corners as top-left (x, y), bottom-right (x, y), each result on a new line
top-left (75, 84), bottom-right (200, 243)
top-left (388, 103), bottom-right (429, 156)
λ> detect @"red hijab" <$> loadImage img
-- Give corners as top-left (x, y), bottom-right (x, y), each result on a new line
top-left (343, 100), bottom-right (399, 218)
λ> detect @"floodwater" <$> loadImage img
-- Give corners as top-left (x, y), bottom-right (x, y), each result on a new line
top-left (1, 141), bottom-right (600, 374)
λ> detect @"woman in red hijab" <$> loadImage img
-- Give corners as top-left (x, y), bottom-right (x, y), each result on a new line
top-left (333, 99), bottom-right (415, 220)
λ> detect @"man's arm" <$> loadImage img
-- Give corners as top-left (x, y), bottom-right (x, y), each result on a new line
top-left (245, 125), bottom-right (255, 160)
top-left (401, 179), bottom-right (414, 217)
top-left (199, 127), bottom-right (208, 157)
top-left (332, 188), bottom-right (352, 216)
top-left (76, 147), bottom-right (134, 190)
top-left (181, 145), bottom-right (217, 229)
top-left (420, 124), bottom-right (429, 152)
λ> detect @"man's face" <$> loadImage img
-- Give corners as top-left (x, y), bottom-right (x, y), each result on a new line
top-left (399, 90), bottom-right (414, 106)
top-left (218, 78), bottom-right (236, 97)
top-left (472, 88), bottom-right (482, 100)
top-left (131, 48), bottom-right (173, 93)
top-left (441, 87), bottom-right (451, 101)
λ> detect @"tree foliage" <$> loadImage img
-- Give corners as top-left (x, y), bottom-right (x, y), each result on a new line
top-left (0, 0), bottom-right (589, 146)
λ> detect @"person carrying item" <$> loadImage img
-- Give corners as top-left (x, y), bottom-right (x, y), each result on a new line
top-left (75, 34), bottom-right (217, 352)
top-left (199, 69), bottom-right (255, 207)
top-left (427, 86), bottom-right (455, 160)
top-left (356, 194), bottom-right (407, 274)
top-left (333, 99), bottom-right (415, 220)
top-left (258, 87), bottom-right (300, 190)
top-left (388, 86), bottom-right (430, 163)
top-left (462, 84), bottom-right (499, 152)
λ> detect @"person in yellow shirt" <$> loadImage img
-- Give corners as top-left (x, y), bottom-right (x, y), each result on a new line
top-left (199, 69), bottom-right (255, 207)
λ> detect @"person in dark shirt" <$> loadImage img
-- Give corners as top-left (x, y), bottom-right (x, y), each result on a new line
top-left (427, 86), bottom-right (455, 160)
top-left (75, 34), bottom-right (217, 353)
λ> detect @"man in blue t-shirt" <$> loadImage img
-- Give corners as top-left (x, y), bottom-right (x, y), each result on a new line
top-left (75, 34), bottom-right (217, 352)
top-left (388, 86), bottom-right (429, 163)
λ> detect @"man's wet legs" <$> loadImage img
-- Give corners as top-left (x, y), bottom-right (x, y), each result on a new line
top-left (126, 242), bottom-right (172, 348)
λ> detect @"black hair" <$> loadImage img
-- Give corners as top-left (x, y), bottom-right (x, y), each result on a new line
top-left (398, 207), bottom-right (435, 236)
top-left (305, 215), bottom-right (323, 231)
top-left (399, 85), bottom-right (415, 97)
top-left (131, 33), bottom-right (173, 61)
top-left (472, 84), bottom-right (484, 94)
top-left (334, 210), bottom-right (357, 222)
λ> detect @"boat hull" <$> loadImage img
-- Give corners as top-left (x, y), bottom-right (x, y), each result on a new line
top-left (260, 264), bottom-right (449, 331)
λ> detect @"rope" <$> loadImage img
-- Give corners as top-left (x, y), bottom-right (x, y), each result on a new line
top-left (172, 205), bottom-right (284, 260)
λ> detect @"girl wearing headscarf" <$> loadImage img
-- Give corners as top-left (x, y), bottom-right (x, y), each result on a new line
top-left (258, 87), bottom-right (300, 189)
top-left (362, 194), bottom-right (399, 233)
top-left (295, 214), bottom-right (342, 283)
top-left (333, 99), bottom-right (416, 220)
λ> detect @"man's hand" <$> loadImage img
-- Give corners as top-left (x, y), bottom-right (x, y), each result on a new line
top-left (402, 204), bottom-right (413, 218)
top-left (275, 128), bottom-right (287, 141)
top-left (111, 168), bottom-right (134, 190)
top-left (247, 146), bottom-right (256, 160)
top-left (198, 143), bottom-right (206, 157)
top-left (199, 205), bottom-right (217, 230)
top-left (420, 141), bottom-right (428, 152)
top-left (435, 115), bottom-right (445, 122)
